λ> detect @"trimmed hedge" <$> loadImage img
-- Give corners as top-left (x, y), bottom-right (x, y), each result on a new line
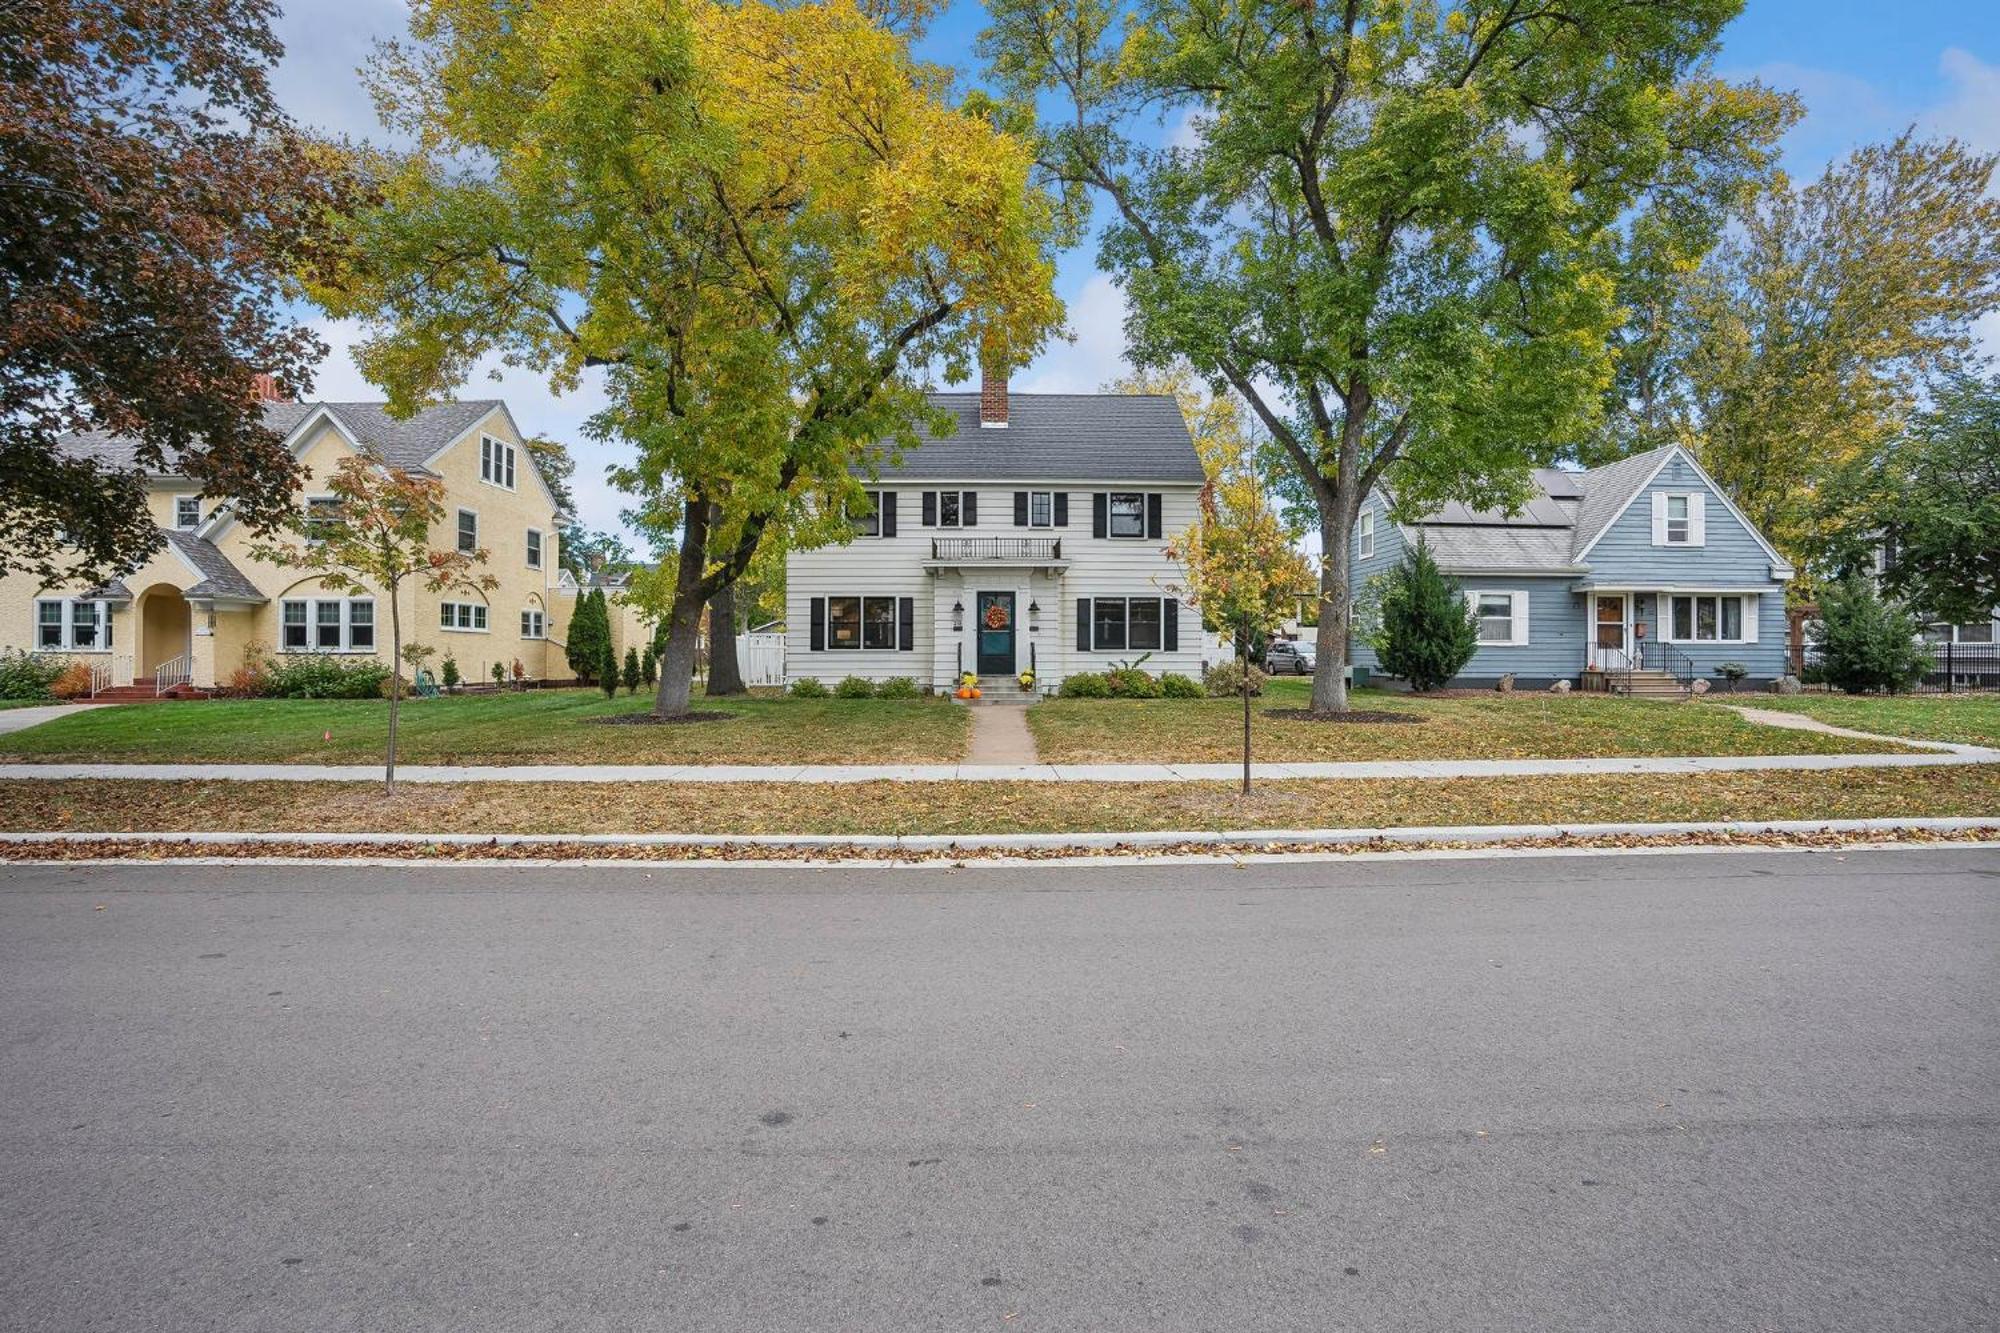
top-left (833, 675), bottom-right (876, 699)
top-left (1159, 672), bottom-right (1203, 699)
top-left (876, 676), bottom-right (922, 699)
top-left (790, 677), bottom-right (830, 698)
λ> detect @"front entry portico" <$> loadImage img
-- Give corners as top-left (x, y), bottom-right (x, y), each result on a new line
top-left (975, 591), bottom-right (1016, 675)
top-left (137, 583), bottom-right (192, 679)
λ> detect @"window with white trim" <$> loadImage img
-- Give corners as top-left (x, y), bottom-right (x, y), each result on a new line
top-left (1028, 491), bottom-right (1053, 527)
top-left (1667, 594), bottom-right (1750, 643)
top-left (440, 601), bottom-right (489, 632)
top-left (304, 495), bottom-right (342, 543)
top-left (822, 595), bottom-right (899, 650)
top-left (480, 435), bottom-right (517, 490)
top-left (1359, 508), bottom-right (1374, 560)
top-left (1090, 597), bottom-right (1164, 651)
top-left (278, 597), bottom-right (373, 652)
top-left (851, 491), bottom-right (886, 537)
top-left (939, 491), bottom-right (962, 528)
top-left (36, 598), bottom-right (112, 651)
top-left (456, 508), bottom-right (478, 555)
top-left (1108, 492), bottom-right (1145, 538)
top-left (1474, 592), bottom-right (1517, 645)
top-left (520, 609), bottom-right (545, 639)
top-left (1665, 494), bottom-right (1691, 544)
top-left (175, 496), bottom-right (201, 529)
top-left (525, 528), bottom-right (543, 569)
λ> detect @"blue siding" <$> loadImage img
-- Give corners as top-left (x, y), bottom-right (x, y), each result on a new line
top-left (1588, 455), bottom-right (1782, 586)
top-left (1632, 591), bottom-right (1789, 682)
top-left (1354, 573), bottom-right (1586, 685)
top-left (1348, 490), bottom-right (1406, 677)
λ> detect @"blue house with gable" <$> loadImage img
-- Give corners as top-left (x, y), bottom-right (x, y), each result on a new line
top-left (1348, 445), bottom-right (1795, 693)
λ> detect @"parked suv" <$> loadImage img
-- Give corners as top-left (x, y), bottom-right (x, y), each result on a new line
top-left (1264, 639), bottom-right (1316, 675)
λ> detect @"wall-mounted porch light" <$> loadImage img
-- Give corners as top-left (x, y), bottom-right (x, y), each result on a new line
top-left (951, 599), bottom-right (965, 632)
top-left (1028, 600), bottom-right (1041, 632)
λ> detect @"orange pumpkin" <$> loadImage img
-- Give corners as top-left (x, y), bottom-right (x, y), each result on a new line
top-left (970, 688), bottom-right (983, 698)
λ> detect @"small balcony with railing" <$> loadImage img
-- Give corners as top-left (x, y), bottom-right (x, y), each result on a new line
top-left (924, 535), bottom-right (1067, 570)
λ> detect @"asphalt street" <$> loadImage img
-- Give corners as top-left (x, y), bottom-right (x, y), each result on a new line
top-left (1, 847), bottom-right (1995, 1332)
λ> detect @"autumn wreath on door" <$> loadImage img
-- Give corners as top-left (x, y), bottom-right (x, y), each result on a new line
top-left (983, 601), bottom-right (1010, 630)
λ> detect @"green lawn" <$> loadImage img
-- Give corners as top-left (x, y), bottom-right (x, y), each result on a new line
top-left (1727, 692), bottom-right (2000, 749)
top-left (0, 689), bottom-right (969, 765)
top-left (1027, 679), bottom-right (1919, 764)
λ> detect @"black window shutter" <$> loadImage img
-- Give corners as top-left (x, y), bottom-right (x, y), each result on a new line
top-left (897, 596), bottom-right (914, 651)
top-left (1013, 491), bottom-right (1028, 526)
top-left (1076, 598), bottom-right (1091, 651)
top-left (881, 492), bottom-right (897, 538)
top-left (962, 491), bottom-right (977, 527)
top-left (1054, 493), bottom-right (1068, 527)
top-left (1163, 598), bottom-right (1179, 652)
top-left (921, 491), bottom-right (936, 526)
top-left (809, 598), bottom-right (826, 651)
top-left (1146, 493), bottom-right (1163, 539)
top-left (1092, 493), bottom-right (1108, 538)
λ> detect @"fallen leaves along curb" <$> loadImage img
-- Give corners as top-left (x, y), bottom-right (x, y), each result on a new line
top-left (2, 825), bottom-right (1996, 866)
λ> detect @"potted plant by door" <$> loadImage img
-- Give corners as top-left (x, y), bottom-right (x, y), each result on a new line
top-left (957, 671), bottom-right (977, 700)
top-left (1017, 669), bottom-right (1035, 693)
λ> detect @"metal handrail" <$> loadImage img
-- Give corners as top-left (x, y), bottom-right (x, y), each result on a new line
top-left (1640, 639), bottom-right (1696, 695)
top-left (929, 536), bottom-right (1062, 562)
top-left (155, 651), bottom-right (193, 697)
top-left (87, 661), bottom-right (111, 698)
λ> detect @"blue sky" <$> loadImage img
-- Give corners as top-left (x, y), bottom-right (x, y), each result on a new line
top-left (275, 0), bottom-right (2000, 533)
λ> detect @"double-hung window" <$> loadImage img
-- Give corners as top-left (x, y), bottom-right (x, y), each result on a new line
top-left (852, 491), bottom-right (884, 537)
top-left (279, 597), bottom-right (373, 652)
top-left (526, 529), bottom-right (543, 570)
top-left (1359, 509), bottom-right (1374, 559)
top-left (1108, 492), bottom-right (1145, 538)
top-left (520, 609), bottom-right (545, 639)
top-left (1668, 594), bottom-right (1749, 643)
top-left (176, 496), bottom-right (201, 530)
top-left (939, 491), bottom-right (962, 527)
top-left (1665, 495), bottom-right (1690, 544)
top-left (480, 435), bottom-right (517, 490)
top-left (1475, 592), bottom-right (1516, 645)
top-left (36, 599), bottom-right (110, 650)
top-left (1090, 597), bottom-right (1165, 651)
top-left (456, 509), bottom-right (478, 555)
top-left (440, 601), bottom-right (489, 632)
top-left (1028, 491), bottom-right (1052, 527)
top-left (304, 496), bottom-right (343, 543)
top-left (826, 596), bottom-right (862, 649)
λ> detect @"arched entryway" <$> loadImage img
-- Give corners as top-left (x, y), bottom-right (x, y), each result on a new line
top-left (136, 583), bottom-right (192, 679)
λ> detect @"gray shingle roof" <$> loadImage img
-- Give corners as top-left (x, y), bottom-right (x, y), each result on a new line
top-left (857, 393), bottom-right (1204, 483)
top-left (1419, 525), bottom-right (1584, 571)
top-left (53, 399), bottom-right (502, 475)
top-left (1570, 447), bottom-right (1671, 558)
top-left (161, 529), bottom-right (263, 602)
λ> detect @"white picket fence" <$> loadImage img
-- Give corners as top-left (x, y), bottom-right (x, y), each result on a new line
top-left (736, 631), bottom-right (786, 686)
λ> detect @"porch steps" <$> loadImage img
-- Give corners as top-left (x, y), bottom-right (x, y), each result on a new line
top-left (1612, 670), bottom-right (1691, 699)
top-left (88, 683), bottom-right (215, 703)
top-left (957, 675), bottom-right (1036, 707)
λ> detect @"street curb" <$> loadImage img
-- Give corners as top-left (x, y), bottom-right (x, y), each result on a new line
top-left (3, 815), bottom-right (1997, 853)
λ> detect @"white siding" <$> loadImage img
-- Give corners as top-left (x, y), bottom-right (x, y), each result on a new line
top-left (784, 482), bottom-right (1204, 692)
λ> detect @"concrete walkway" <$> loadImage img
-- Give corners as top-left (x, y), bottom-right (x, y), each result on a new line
top-left (0, 704), bottom-right (105, 736)
top-left (0, 748), bottom-right (1992, 784)
top-left (964, 704), bottom-right (1039, 765)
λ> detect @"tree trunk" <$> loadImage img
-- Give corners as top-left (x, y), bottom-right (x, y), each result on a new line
top-left (705, 579), bottom-right (746, 696)
top-left (385, 587), bottom-right (401, 796)
top-left (652, 499), bottom-right (710, 718)
top-left (1310, 503), bottom-right (1354, 714)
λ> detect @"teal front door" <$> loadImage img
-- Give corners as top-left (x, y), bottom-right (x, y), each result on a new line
top-left (976, 591), bottom-right (1015, 675)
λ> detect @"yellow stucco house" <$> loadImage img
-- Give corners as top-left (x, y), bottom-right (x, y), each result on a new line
top-left (0, 393), bottom-right (649, 693)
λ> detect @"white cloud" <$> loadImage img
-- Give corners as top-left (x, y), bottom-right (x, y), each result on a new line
top-left (1164, 106), bottom-right (1210, 151)
top-left (1929, 48), bottom-right (2000, 154)
top-left (1015, 273), bottom-right (1132, 393)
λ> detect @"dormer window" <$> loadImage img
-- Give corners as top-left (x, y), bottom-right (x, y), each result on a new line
top-left (480, 435), bottom-right (516, 490)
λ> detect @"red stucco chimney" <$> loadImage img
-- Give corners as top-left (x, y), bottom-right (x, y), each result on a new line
top-left (979, 362), bottom-right (1008, 429)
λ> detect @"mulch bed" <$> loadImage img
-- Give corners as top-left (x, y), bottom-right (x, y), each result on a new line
top-left (589, 711), bottom-right (737, 726)
top-left (1264, 708), bottom-right (1422, 725)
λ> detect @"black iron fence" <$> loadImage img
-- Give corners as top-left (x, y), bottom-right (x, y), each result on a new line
top-left (929, 536), bottom-right (1063, 562)
top-left (1789, 640), bottom-right (2000, 694)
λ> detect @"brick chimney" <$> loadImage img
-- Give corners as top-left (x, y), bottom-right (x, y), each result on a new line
top-left (249, 373), bottom-right (290, 403)
top-left (979, 361), bottom-right (1008, 429)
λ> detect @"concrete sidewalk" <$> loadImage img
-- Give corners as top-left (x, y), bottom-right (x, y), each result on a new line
top-left (0, 747), bottom-right (1992, 784)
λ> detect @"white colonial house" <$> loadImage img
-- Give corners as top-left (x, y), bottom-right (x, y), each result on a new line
top-left (785, 378), bottom-right (1207, 695)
